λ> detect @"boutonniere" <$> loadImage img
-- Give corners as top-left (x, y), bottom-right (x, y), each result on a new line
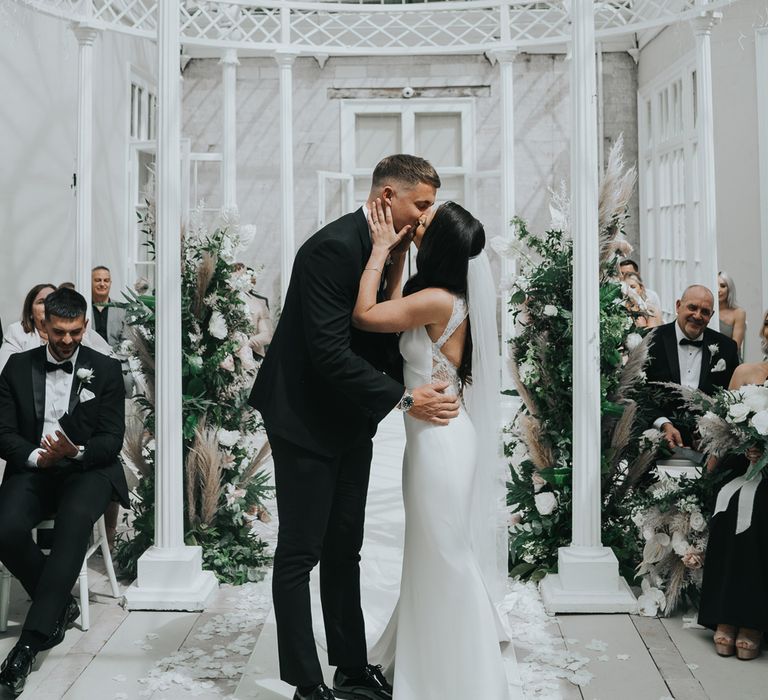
top-left (711, 358), bottom-right (727, 373)
top-left (708, 344), bottom-right (719, 356)
top-left (75, 367), bottom-right (95, 395)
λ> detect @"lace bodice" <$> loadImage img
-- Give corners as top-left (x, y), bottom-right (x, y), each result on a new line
top-left (400, 294), bottom-right (467, 397)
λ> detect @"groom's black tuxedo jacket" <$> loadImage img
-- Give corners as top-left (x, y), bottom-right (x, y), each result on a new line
top-left (249, 209), bottom-right (404, 457)
top-left (645, 321), bottom-right (739, 437)
top-left (0, 345), bottom-right (129, 506)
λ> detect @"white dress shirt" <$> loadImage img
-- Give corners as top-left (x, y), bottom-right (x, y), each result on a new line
top-left (27, 347), bottom-right (84, 467)
top-left (654, 323), bottom-right (704, 430)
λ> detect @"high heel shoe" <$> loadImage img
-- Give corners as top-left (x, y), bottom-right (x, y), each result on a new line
top-left (736, 628), bottom-right (763, 661)
top-left (714, 625), bottom-right (736, 657)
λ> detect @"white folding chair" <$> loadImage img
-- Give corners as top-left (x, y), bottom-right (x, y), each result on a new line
top-left (0, 514), bottom-right (120, 632)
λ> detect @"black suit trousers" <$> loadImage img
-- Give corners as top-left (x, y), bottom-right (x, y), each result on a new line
top-left (269, 431), bottom-right (373, 687)
top-left (0, 468), bottom-right (114, 636)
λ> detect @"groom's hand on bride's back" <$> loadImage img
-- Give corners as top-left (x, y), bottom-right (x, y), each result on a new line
top-left (409, 382), bottom-right (460, 425)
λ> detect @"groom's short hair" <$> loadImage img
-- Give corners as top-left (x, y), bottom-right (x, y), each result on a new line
top-left (372, 154), bottom-right (441, 190)
top-left (44, 287), bottom-right (88, 321)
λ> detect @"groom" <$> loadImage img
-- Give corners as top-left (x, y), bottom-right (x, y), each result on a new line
top-left (249, 154), bottom-right (460, 700)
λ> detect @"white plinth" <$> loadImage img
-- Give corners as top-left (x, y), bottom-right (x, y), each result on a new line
top-left (124, 545), bottom-right (218, 611)
top-left (539, 546), bottom-right (637, 614)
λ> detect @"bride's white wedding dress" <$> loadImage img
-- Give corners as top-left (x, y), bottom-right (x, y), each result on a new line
top-left (371, 294), bottom-right (510, 700)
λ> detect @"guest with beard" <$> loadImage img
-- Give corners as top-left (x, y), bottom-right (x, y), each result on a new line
top-left (0, 284), bottom-right (112, 374)
top-left (698, 311), bottom-right (768, 660)
top-left (0, 288), bottom-right (127, 697)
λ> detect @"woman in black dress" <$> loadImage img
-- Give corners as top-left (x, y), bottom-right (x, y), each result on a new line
top-left (698, 311), bottom-right (768, 660)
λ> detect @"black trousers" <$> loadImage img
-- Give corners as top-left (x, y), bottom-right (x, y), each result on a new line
top-left (269, 431), bottom-right (373, 687)
top-left (0, 468), bottom-right (114, 637)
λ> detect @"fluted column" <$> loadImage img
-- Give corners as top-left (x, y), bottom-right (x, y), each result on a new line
top-left (276, 52), bottom-right (297, 301)
top-left (692, 6), bottom-right (722, 317)
top-left (221, 48), bottom-right (239, 211)
top-left (540, 0), bottom-right (636, 613)
top-left (125, 0), bottom-right (218, 611)
top-left (72, 23), bottom-right (99, 313)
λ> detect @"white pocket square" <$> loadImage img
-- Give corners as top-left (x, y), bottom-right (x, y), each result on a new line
top-left (79, 388), bottom-right (96, 402)
top-left (711, 359), bottom-right (726, 373)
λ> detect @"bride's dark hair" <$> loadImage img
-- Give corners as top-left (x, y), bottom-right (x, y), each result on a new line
top-left (402, 201), bottom-right (486, 385)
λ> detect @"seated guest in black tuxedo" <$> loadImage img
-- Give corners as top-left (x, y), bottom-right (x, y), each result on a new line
top-left (646, 284), bottom-right (740, 450)
top-left (0, 288), bottom-right (127, 697)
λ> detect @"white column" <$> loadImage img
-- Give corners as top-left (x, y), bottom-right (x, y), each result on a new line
top-left (692, 7), bottom-right (723, 320)
top-left (72, 23), bottom-right (99, 314)
top-left (540, 0), bottom-right (636, 613)
top-left (757, 29), bottom-right (768, 316)
top-left (491, 49), bottom-right (518, 417)
top-left (220, 48), bottom-right (239, 211)
top-left (125, 0), bottom-right (217, 611)
top-left (276, 52), bottom-right (297, 301)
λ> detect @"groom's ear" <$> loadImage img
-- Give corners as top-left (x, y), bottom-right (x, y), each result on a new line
top-left (381, 186), bottom-right (394, 206)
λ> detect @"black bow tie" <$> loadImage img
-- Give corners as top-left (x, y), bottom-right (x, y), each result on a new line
top-left (679, 338), bottom-right (704, 348)
top-left (45, 360), bottom-right (73, 374)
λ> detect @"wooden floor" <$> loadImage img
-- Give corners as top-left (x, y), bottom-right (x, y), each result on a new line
top-left (1, 413), bottom-right (766, 699)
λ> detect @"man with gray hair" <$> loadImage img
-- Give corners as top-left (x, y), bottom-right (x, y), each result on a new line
top-left (646, 284), bottom-right (740, 450)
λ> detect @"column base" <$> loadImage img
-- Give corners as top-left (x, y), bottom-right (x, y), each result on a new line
top-left (124, 545), bottom-right (218, 611)
top-left (539, 545), bottom-right (637, 614)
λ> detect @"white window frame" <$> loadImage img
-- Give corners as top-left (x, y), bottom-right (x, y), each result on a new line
top-left (339, 98), bottom-right (476, 207)
top-left (638, 53), bottom-right (698, 319)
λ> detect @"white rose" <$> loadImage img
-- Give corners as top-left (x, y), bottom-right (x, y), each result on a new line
top-left (217, 429), bottom-right (241, 448)
top-left (750, 410), bottom-right (768, 436)
top-left (641, 428), bottom-right (662, 445)
top-left (728, 402), bottom-right (751, 423)
top-left (742, 386), bottom-right (768, 413)
top-left (188, 355), bottom-right (203, 370)
top-left (208, 311), bottom-right (228, 339)
top-left (689, 511), bottom-right (706, 532)
top-left (625, 333), bottom-right (643, 351)
top-left (534, 492), bottom-right (557, 516)
top-left (543, 304), bottom-right (559, 317)
top-left (76, 368), bottom-right (94, 383)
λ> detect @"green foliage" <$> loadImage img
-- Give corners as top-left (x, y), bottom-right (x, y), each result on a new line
top-left (113, 206), bottom-right (273, 584)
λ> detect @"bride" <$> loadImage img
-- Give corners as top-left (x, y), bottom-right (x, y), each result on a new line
top-left (352, 199), bottom-right (511, 700)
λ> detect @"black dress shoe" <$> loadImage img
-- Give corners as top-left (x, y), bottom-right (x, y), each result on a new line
top-left (333, 665), bottom-right (392, 700)
top-left (293, 683), bottom-right (335, 700)
top-left (38, 597), bottom-right (80, 652)
top-left (0, 644), bottom-right (36, 697)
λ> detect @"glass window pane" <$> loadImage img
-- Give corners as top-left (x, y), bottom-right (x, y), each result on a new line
top-left (435, 175), bottom-right (465, 206)
top-left (355, 114), bottom-right (401, 169)
top-left (415, 113), bottom-right (462, 167)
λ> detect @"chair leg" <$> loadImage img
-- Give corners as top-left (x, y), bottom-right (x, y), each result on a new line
top-left (78, 560), bottom-right (89, 632)
top-left (0, 568), bottom-right (11, 633)
top-left (96, 517), bottom-right (120, 598)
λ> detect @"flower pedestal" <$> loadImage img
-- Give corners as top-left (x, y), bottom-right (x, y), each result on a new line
top-left (540, 546), bottom-right (637, 613)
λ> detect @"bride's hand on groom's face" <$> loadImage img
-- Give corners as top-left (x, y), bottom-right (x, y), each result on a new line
top-left (369, 198), bottom-right (413, 254)
top-left (409, 382), bottom-right (460, 425)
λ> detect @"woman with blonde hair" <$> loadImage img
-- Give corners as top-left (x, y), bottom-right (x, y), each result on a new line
top-left (718, 271), bottom-right (746, 355)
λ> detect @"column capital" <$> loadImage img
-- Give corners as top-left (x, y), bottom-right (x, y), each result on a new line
top-left (691, 10), bottom-right (723, 36)
top-left (219, 48), bottom-right (240, 66)
top-left (71, 22), bottom-right (100, 46)
top-left (274, 51), bottom-right (299, 68)
top-left (485, 48), bottom-right (517, 66)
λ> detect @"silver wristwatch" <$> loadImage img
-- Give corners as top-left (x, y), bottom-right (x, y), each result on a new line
top-left (397, 391), bottom-right (414, 413)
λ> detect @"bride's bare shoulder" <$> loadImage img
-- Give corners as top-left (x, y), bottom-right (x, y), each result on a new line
top-left (730, 362), bottom-right (768, 389)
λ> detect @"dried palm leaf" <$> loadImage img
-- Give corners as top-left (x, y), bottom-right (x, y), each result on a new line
top-left (615, 332), bottom-right (652, 402)
top-left (121, 414), bottom-right (152, 477)
top-left (663, 559), bottom-right (687, 616)
top-left (189, 421), bottom-right (224, 525)
top-left (519, 414), bottom-right (555, 471)
top-left (510, 355), bottom-right (538, 418)
top-left (237, 441), bottom-right (273, 488)
top-left (129, 326), bottom-right (155, 376)
top-left (609, 400), bottom-right (637, 459)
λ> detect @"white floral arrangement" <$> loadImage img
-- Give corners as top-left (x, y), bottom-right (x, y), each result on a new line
top-left (632, 472), bottom-right (721, 616)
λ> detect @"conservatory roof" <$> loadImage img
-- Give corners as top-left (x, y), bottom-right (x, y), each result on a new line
top-left (17, 0), bottom-right (736, 55)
